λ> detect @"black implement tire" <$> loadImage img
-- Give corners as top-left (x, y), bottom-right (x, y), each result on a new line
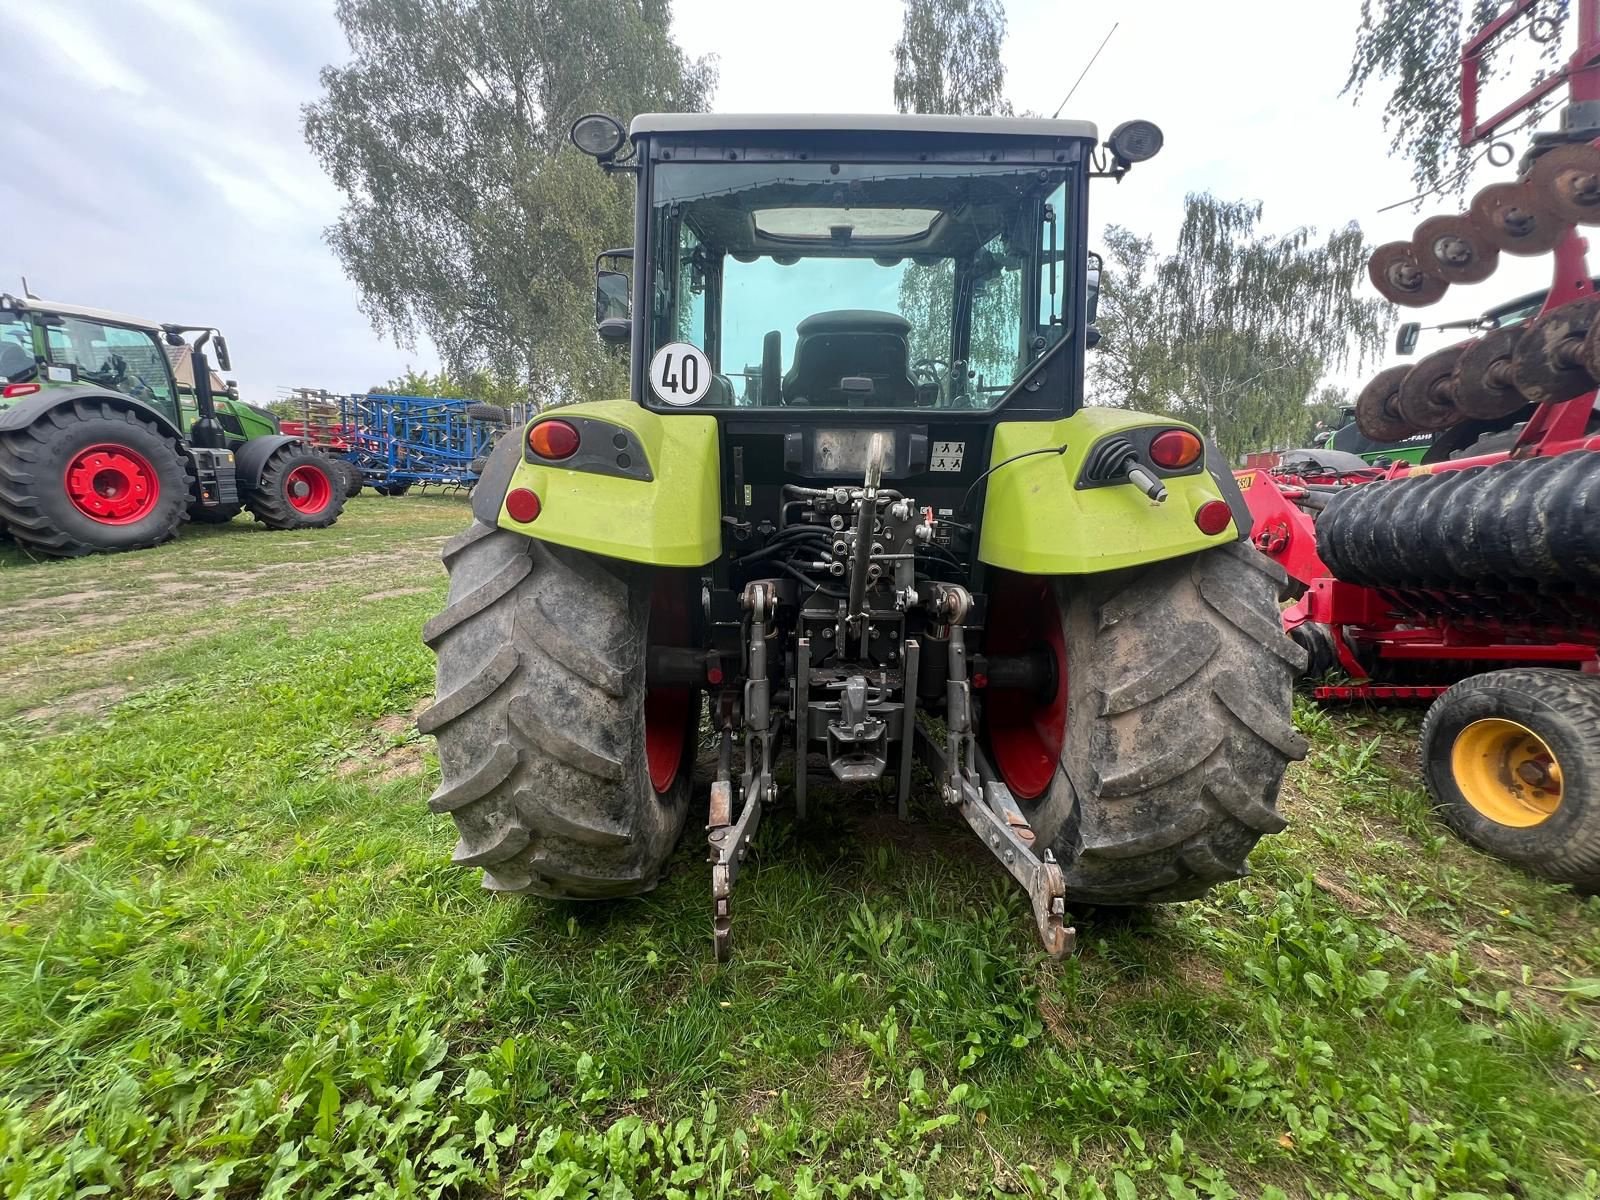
top-left (1420, 669), bottom-right (1600, 886)
top-left (985, 542), bottom-right (1308, 904)
top-left (243, 447), bottom-right (345, 530)
top-left (331, 459), bottom-right (364, 498)
top-left (0, 399), bottom-right (190, 557)
top-left (418, 520), bottom-right (695, 898)
top-left (374, 482), bottom-right (411, 497)
top-left (466, 402), bottom-right (511, 425)
top-left (188, 504), bottom-right (242, 524)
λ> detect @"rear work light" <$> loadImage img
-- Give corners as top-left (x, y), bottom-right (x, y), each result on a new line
top-left (1148, 428), bottom-right (1203, 470)
top-left (2, 382), bottom-right (42, 399)
top-left (528, 419), bottom-right (580, 460)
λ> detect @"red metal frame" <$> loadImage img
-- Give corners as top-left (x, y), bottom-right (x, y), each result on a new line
top-left (1461, 0), bottom-right (1600, 146)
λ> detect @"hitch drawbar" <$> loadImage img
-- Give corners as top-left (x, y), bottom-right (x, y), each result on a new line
top-left (706, 578), bottom-right (1074, 962)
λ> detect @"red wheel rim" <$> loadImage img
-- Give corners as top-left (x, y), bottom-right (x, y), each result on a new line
top-left (645, 575), bottom-right (690, 793)
top-left (63, 443), bottom-right (161, 525)
top-left (285, 464), bottom-right (333, 513)
top-left (984, 573), bottom-right (1068, 801)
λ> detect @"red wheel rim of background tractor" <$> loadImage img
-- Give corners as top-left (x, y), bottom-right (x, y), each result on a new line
top-left (285, 463), bottom-right (333, 514)
top-left (984, 572), bottom-right (1068, 801)
top-left (63, 443), bottom-right (161, 525)
top-left (644, 575), bottom-right (690, 793)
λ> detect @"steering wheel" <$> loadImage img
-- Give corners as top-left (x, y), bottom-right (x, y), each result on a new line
top-left (912, 357), bottom-right (949, 404)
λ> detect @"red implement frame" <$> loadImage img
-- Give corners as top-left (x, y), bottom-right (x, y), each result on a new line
top-left (1234, 5), bottom-right (1600, 696)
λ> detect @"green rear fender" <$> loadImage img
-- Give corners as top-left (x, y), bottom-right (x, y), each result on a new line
top-left (979, 409), bottom-right (1239, 575)
top-left (489, 399), bottom-right (722, 567)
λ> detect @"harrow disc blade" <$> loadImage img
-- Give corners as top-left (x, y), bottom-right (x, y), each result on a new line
top-left (1356, 364), bottom-right (1422, 441)
top-left (1452, 325), bottom-right (1529, 419)
top-left (1510, 296), bottom-right (1600, 404)
top-left (1368, 241), bottom-right (1448, 307)
top-left (1398, 342), bottom-right (1469, 431)
top-left (1412, 213), bottom-right (1499, 284)
top-left (1527, 141), bottom-right (1600, 225)
top-left (1468, 181), bottom-right (1567, 255)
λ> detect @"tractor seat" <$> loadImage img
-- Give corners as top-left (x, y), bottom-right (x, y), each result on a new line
top-left (783, 310), bottom-right (917, 407)
top-left (0, 341), bottom-right (34, 382)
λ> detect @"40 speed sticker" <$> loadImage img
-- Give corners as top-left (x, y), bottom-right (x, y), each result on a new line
top-left (649, 341), bottom-right (711, 406)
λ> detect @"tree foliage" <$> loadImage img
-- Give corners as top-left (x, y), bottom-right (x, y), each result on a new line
top-left (304, 0), bottom-right (714, 404)
top-left (892, 0), bottom-right (1012, 116)
top-left (1345, 0), bottom-right (1568, 196)
top-left (1092, 194), bottom-right (1392, 460)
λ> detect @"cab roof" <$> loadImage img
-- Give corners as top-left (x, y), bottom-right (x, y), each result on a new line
top-left (2, 294), bottom-right (162, 333)
top-left (629, 112), bottom-right (1098, 142)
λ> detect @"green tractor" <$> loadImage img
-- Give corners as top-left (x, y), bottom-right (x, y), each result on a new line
top-left (0, 295), bottom-right (345, 555)
top-left (422, 113), bottom-right (1308, 959)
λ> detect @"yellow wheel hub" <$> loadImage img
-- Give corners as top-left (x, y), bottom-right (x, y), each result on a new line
top-left (1451, 718), bottom-right (1564, 828)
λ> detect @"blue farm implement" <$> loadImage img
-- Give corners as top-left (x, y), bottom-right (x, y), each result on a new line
top-left (281, 391), bottom-right (520, 494)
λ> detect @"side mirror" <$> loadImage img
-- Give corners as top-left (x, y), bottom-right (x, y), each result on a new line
top-left (1086, 251), bottom-right (1103, 326)
top-left (594, 248), bottom-right (632, 345)
top-left (1395, 322), bottom-right (1420, 355)
top-left (212, 333), bottom-right (231, 372)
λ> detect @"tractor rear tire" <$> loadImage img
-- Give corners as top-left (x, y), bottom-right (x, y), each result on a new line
top-left (0, 399), bottom-right (190, 557)
top-left (986, 542), bottom-right (1308, 904)
top-left (419, 520), bottom-right (695, 898)
top-left (243, 447), bottom-right (345, 530)
top-left (1420, 669), bottom-right (1600, 886)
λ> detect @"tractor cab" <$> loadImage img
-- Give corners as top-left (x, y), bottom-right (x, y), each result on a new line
top-left (573, 113), bottom-right (1149, 423)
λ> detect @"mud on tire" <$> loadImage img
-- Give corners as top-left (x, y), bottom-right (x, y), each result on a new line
top-left (995, 542), bottom-right (1308, 904)
top-left (419, 521), bottom-right (694, 898)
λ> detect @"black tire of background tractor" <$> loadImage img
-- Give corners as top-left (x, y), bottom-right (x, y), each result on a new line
top-left (1420, 669), bottom-right (1600, 887)
top-left (0, 399), bottom-right (191, 557)
top-left (374, 482), bottom-right (411, 497)
top-left (332, 459), bottom-right (364, 498)
top-left (418, 521), bottom-right (694, 898)
top-left (188, 504), bottom-right (242, 524)
top-left (1013, 542), bottom-right (1309, 904)
top-left (466, 403), bottom-right (511, 425)
top-left (242, 446), bottom-right (345, 530)
top-left (1319, 451), bottom-right (1600, 591)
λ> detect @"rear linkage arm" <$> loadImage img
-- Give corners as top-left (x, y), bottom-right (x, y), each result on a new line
top-left (708, 580), bottom-right (778, 961)
top-left (918, 583), bottom-right (1074, 960)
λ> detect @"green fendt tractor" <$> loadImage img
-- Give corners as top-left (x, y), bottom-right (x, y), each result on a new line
top-left (422, 113), bottom-right (1308, 959)
top-left (0, 295), bottom-right (344, 555)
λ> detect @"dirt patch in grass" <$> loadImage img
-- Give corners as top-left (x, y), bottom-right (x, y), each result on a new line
top-left (16, 684), bottom-right (130, 726)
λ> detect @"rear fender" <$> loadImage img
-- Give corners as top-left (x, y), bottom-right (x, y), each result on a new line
top-left (234, 434), bottom-right (302, 490)
top-left (476, 399), bottom-right (722, 567)
top-left (0, 385), bottom-right (187, 443)
top-left (978, 408), bottom-right (1241, 575)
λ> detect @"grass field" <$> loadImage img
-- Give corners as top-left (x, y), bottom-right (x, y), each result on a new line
top-left (2, 496), bottom-right (1598, 1199)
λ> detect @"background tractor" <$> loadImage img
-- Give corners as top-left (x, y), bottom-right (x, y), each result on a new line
top-left (422, 111), bottom-right (1307, 960)
top-left (1236, 0), bottom-right (1600, 889)
top-left (0, 295), bottom-right (344, 555)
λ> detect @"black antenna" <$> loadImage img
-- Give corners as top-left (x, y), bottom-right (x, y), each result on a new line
top-left (1053, 22), bottom-right (1119, 119)
top-left (21, 275), bottom-right (36, 299)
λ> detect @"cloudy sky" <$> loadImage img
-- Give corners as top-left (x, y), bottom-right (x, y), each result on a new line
top-left (6, 0), bottom-right (1571, 404)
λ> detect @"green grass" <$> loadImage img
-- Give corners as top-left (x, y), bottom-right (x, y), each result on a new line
top-left (1, 499), bottom-right (1598, 1199)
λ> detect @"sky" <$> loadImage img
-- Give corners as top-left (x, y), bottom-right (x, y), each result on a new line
top-left (4, 0), bottom-right (1577, 404)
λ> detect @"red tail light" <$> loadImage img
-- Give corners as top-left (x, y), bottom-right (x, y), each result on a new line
top-left (2, 383), bottom-right (42, 399)
top-left (1149, 428), bottom-right (1203, 469)
top-left (528, 419), bottom-right (580, 460)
